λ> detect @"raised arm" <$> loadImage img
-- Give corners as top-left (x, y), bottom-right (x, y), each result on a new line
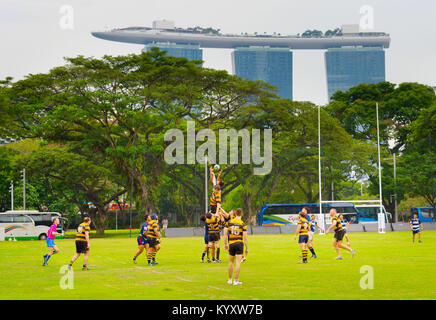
top-left (209, 166), bottom-right (216, 186)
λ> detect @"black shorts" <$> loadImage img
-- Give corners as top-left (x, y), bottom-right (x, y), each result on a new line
top-left (210, 205), bottom-right (217, 214)
top-left (75, 240), bottom-right (89, 254)
top-left (334, 230), bottom-right (345, 241)
top-left (229, 242), bottom-right (243, 256)
top-left (208, 233), bottom-right (220, 243)
top-left (298, 235), bottom-right (309, 244)
top-left (147, 237), bottom-right (159, 248)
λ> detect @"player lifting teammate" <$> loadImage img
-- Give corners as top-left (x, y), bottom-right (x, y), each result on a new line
top-left (326, 209), bottom-right (355, 260)
top-left (205, 212), bottom-right (220, 262)
top-left (224, 208), bottom-right (248, 285)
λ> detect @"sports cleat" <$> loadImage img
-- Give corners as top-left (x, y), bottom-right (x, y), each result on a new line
top-left (351, 249), bottom-right (356, 258)
top-left (82, 266), bottom-right (90, 271)
top-left (227, 279), bottom-right (233, 285)
top-left (201, 259), bottom-right (204, 263)
top-left (233, 281), bottom-right (243, 286)
top-left (212, 259), bottom-right (216, 263)
top-left (216, 259), bottom-right (222, 263)
top-left (310, 255), bottom-right (317, 259)
top-left (207, 258), bottom-right (211, 263)
top-left (241, 257), bottom-right (246, 263)
top-left (151, 261), bottom-right (158, 265)
top-left (418, 240), bottom-right (422, 243)
top-left (42, 263), bottom-right (49, 267)
top-left (68, 264), bottom-right (72, 271)
top-left (335, 256), bottom-right (343, 260)
top-left (133, 258), bottom-right (137, 264)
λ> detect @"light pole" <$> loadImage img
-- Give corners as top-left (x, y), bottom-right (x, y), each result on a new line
top-left (383, 154), bottom-right (397, 222)
top-left (9, 181), bottom-right (14, 211)
top-left (22, 168), bottom-right (26, 210)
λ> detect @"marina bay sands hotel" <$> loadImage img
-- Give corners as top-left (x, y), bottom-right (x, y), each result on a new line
top-left (91, 21), bottom-right (390, 101)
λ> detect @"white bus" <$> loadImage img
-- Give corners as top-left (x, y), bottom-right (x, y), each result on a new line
top-left (0, 211), bottom-right (66, 240)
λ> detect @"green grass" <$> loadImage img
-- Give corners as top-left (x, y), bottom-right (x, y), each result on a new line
top-left (1, 231), bottom-right (435, 300)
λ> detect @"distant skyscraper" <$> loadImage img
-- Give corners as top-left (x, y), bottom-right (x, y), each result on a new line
top-left (232, 47), bottom-right (293, 100)
top-left (325, 47), bottom-right (386, 100)
top-left (144, 44), bottom-right (203, 62)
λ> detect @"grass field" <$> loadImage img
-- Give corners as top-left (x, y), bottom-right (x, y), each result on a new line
top-left (1, 231), bottom-right (435, 300)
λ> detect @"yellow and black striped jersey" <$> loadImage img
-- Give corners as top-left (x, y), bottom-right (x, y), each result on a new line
top-left (297, 217), bottom-right (309, 236)
top-left (146, 220), bottom-right (160, 238)
top-left (225, 217), bottom-right (247, 245)
top-left (209, 189), bottom-right (221, 206)
top-left (75, 222), bottom-right (91, 242)
top-left (206, 216), bottom-right (220, 234)
top-left (331, 215), bottom-right (343, 232)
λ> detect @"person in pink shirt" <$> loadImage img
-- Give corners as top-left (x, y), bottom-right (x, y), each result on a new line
top-left (43, 218), bottom-right (61, 266)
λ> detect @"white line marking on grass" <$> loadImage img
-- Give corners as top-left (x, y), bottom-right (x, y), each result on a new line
top-left (208, 286), bottom-right (226, 291)
top-left (177, 277), bottom-right (193, 282)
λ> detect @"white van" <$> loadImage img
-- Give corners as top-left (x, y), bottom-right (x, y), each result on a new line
top-left (0, 211), bottom-right (65, 240)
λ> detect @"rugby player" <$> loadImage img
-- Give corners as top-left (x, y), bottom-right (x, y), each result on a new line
top-left (326, 209), bottom-right (355, 260)
top-left (205, 212), bottom-right (220, 262)
top-left (223, 208), bottom-right (248, 285)
top-left (294, 211), bottom-right (310, 263)
top-left (410, 213), bottom-right (423, 243)
top-left (339, 214), bottom-right (351, 246)
top-left (42, 218), bottom-right (62, 266)
top-left (200, 214), bottom-right (210, 262)
top-left (219, 208), bottom-right (246, 262)
top-left (146, 214), bottom-right (161, 266)
top-left (68, 217), bottom-right (91, 271)
top-left (308, 214), bottom-right (323, 259)
top-left (133, 214), bottom-right (150, 264)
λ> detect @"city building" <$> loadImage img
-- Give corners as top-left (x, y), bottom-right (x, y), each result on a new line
top-left (92, 22), bottom-right (390, 100)
top-left (143, 43), bottom-right (202, 61)
top-left (325, 47), bottom-right (386, 100)
top-left (232, 47), bottom-right (293, 99)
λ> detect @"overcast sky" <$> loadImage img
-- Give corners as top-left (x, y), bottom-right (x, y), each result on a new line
top-left (1, 0), bottom-right (435, 105)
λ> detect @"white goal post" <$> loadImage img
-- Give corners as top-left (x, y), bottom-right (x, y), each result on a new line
top-left (318, 103), bottom-right (385, 234)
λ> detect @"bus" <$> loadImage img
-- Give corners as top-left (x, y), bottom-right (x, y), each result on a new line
top-left (257, 203), bottom-right (359, 226)
top-left (410, 207), bottom-right (435, 223)
top-left (354, 205), bottom-right (392, 224)
top-left (0, 211), bottom-right (66, 240)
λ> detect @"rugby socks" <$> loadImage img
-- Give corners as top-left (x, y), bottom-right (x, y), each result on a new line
top-left (309, 247), bottom-right (316, 256)
top-left (302, 250), bottom-right (308, 262)
top-left (201, 251), bottom-right (206, 261)
top-left (206, 247), bottom-right (210, 259)
top-left (44, 254), bottom-right (50, 264)
top-left (147, 252), bottom-right (151, 264)
top-left (151, 252), bottom-right (156, 261)
top-left (216, 248), bottom-right (220, 260)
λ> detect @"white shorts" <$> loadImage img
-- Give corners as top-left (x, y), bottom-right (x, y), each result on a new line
top-left (308, 231), bottom-right (314, 241)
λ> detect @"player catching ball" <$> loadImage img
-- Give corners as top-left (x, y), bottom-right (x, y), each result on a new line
top-left (224, 208), bottom-right (248, 286)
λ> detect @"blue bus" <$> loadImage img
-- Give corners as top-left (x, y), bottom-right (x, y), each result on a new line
top-left (410, 207), bottom-right (435, 223)
top-left (257, 203), bottom-right (359, 226)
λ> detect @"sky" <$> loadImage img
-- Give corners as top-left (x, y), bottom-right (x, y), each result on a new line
top-left (0, 0), bottom-right (435, 105)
